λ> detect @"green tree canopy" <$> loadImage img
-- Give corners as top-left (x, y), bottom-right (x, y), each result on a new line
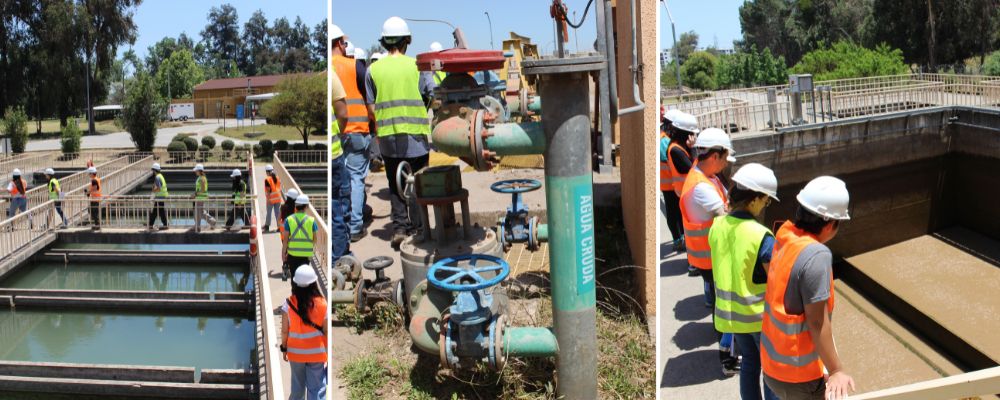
top-left (716, 46), bottom-right (787, 89)
top-left (259, 74), bottom-right (325, 145)
top-left (789, 41), bottom-right (908, 81)
top-left (155, 49), bottom-right (204, 99)
top-left (681, 51), bottom-right (719, 90)
top-left (120, 72), bottom-right (162, 152)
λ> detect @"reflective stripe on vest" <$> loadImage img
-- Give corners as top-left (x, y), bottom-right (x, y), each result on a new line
top-left (709, 214), bottom-right (772, 333)
top-left (265, 176), bottom-right (282, 204)
top-left (667, 142), bottom-right (691, 196)
top-left (286, 295), bottom-right (327, 363)
top-left (9, 177), bottom-right (26, 198)
top-left (195, 176), bottom-right (209, 200)
top-left (679, 167), bottom-right (728, 270)
top-left (154, 174), bottom-right (168, 197)
top-left (287, 213), bottom-right (315, 257)
top-left (330, 105), bottom-right (343, 159)
top-left (48, 178), bottom-right (61, 201)
top-left (332, 55), bottom-right (371, 133)
top-left (89, 177), bottom-right (102, 199)
top-left (761, 221), bottom-right (835, 383)
top-left (369, 55), bottom-right (431, 137)
top-left (233, 180), bottom-right (247, 205)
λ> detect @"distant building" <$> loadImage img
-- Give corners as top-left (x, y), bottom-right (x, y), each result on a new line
top-left (176, 73), bottom-right (310, 119)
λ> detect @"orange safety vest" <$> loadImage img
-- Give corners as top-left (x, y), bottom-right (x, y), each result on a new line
top-left (286, 295), bottom-right (327, 363)
top-left (264, 176), bottom-right (282, 205)
top-left (761, 221), bottom-right (835, 383)
top-left (8, 177), bottom-right (26, 197)
top-left (89, 176), bottom-right (102, 199)
top-left (659, 132), bottom-right (670, 191)
top-left (679, 166), bottom-right (728, 270)
top-left (332, 54), bottom-right (371, 134)
top-left (666, 142), bottom-right (690, 196)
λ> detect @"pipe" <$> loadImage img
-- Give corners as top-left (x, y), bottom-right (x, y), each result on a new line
top-left (618, 0), bottom-right (646, 116)
top-left (503, 326), bottom-right (558, 357)
top-left (538, 71), bottom-right (598, 399)
top-left (408, 283), bottom-right (453, 356)
top-left (330, 290), bottom-right (354, 304)
top-left (602, 0), bottom-right (619, 115)
top-left (536, 223), bottom-right (549, 242)
top-left (485, 122), bottom-right (546, 155)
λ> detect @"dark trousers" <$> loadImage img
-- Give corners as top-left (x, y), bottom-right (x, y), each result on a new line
top-left (663, 190), bottom-right (684, 241)
top-left (54, 201), bottom-right (66, 225)
top-left (331, 155), bottom-right (350, 260)
top-left (148, 200), bottom-right (167, 227)
top-left (286, 255), bottom-right (312, 284)
top-left (226, 205), bottom-right (249, 227)
top-left (89, 202), bottom-right (101, 226)
top-left (382, 154), bottom-right (429, 234)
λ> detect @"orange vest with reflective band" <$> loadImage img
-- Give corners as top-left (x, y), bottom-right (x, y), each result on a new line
top-left (659, 132), bottom-right (671, 191)
top-left (332, 55), bottom-right (371, 134)
top-left (666, 142), bottom-right (690, 196)
top-left (8, 177), bottom-right (26, 197)
top-left (286, 295), bottom-right (327, 363)
top-left (761, 221), bottom-right (835, 383)
top-left (679, 166), bottom-right (727, 270)
top-left (89, 177), bottom-right (102, 199)
top-left (265, 176), bottom-right (282, 205)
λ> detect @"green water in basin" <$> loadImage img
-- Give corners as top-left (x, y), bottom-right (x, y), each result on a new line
top-left (55, 243), bottom-right (249, 252)
top-left (1, 262), bottom-right (249, 292)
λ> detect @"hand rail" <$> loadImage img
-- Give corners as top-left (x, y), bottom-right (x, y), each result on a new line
top-left (272, 152), bottom-right (328, 282)
top-left (851, 366), bottom-right (1000, 400)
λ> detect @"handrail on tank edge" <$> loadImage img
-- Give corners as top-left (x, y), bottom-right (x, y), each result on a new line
top-left (851, 366), bottom-right (1000, 400)
top-left (248, 153), bottom-right (285, 400)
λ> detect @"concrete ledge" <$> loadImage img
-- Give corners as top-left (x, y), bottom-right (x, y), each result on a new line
top-left (0, 375), bottom-right (250, 399)
top-left (0, 361), bottom-right (194, 383)
top-left (0, 296), bottom-right (250, 315)
top-left (0, 289), bottom-right (246, 300)
top-left (56, 230), bottom-right (249, 245)
top-left (201, 369), bottom-right (256, 385)
top-left (36, 252), bottom-right (247, 264)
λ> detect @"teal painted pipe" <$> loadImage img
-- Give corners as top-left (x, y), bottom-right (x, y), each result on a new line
top-left (537, 223), bottom-right (548, 242)
top-left (503, 326), bottom-right (558, 357)
top-left (527, 96), bottom-right (542, 113)
top-left (484, 121), bottom-right (545, 156)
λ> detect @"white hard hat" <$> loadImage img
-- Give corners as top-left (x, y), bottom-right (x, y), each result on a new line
top-left (694, 128), bottom-right (737, 162)
top-left (230, 169), bottom-right (241, 177)
top-left (11, 168), bottom-right (21, 176)
top-left (671, 112), bottom-right (700, 134)
top-left (44, 168), bottom-right (55, 176)
top-left (286, 188), bottom-right (300, 199)
top-left (732, 163), bottom-right (779, 201)
top-left (193, 164), bottom-right (204, 172)
top-left (265, 164), bottom-right (274, 172)
top-left (371, 52), bottom-right (386, 61)
top-left (344, 41), bottom-right (355, 56)
top-left (330, 24), bottom-right (345, 41)
top-left (354, 47), bottom-right (367, 59)
top-left (86, 167), bottom-right (97, 174)
top-left (797, 176), bottom-right (850, 221)
top-left (381, 16), bottom-right (411, 38)
top-left (430, 42), bottom-right (443, 52)
top-left (295, 193), bottom-right (310, 205)
top-left (664, 109), bottom-right (684, 123)
top-left (293, 265), bottom-right (318, 287)
top-left (151, 163), bottom-right (161, 171)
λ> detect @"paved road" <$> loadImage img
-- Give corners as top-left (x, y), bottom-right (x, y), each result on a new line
top-left (26, 119), bottom-right (266, 151)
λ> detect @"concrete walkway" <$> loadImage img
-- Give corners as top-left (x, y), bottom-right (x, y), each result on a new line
top-left (25, 119), bottom-right (265, 151)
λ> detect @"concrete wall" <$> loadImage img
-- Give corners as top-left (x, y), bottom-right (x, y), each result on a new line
top-left (614, 0), bottom-right (658, 316)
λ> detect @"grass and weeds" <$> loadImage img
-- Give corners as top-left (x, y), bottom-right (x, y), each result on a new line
top-left (214, 123), bottom-right (318, 141)
top-left (23, 118), bottom-right (202, 140)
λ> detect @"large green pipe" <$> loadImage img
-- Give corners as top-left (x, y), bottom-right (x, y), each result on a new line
top-left (503, 326), bottom-right (558, 357)
top-left (484, 122), bottom-right (546, 156)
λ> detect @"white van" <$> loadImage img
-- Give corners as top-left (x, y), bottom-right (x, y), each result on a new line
top-left (168, 103), bottom-right (195, 121)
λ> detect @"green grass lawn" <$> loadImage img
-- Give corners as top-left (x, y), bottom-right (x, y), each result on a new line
top-left (213, 124), bottom-right (316, 141)
top-left (27, 119), bottom-right (120, 138)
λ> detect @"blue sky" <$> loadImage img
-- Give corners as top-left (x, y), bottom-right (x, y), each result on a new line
top-left (332, 0), bottom-right (598, 56)
top-left (660, 0), bottom-right (743, 51)
top-left (120, 1), bottom-right (327, 59)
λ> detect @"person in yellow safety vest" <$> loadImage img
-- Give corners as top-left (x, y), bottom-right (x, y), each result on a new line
top-left (281, 265), bottom-right (327, 400)
top-left (44, 168), bottom-right (67, 228)
top-left (429, 42), bottom-right (446, 85)
top-left (282, 194), bottom-right (317, 280)
top-left (190, 164), bottom-right (216, 232)
top-left (84, 166), bottom-right (102, 230)
top-left (661, 108), bottom-right (693, 255)
top-left (6, 168), bottom-right (28, 218)
top-left (330, 65), bottom-right (351, 261)
top-left (364, 16), bottom-right (433, 248)
top-left (709, 163), bottom-right (780, 398)
top-left (225, 169), bottom-right (248, 231)
top-left (147, 163), bottom-right (169, 231)
top-left (762, 177), bottom-right (854, 400)
top-left (262, 164), bottom-right (283, 232)
top-left (331, 24), bottom-right (374, 243)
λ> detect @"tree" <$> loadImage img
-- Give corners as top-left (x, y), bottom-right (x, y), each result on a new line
top-left (671, 31), bottom-right (699, 65)
top-left (681, 51), bottom-right (719, 90)
top-left (2, 107), bottom-right (28, 154)
top-left (61, 117), bottom-right (82, 154)
top-left (120, 72), bottom-right (162, 152)
top-left (789, 41), bottom-right (908, 81)
top-left (311, 19), bottom-right (328, 68)
top-left (156, 49), bottom-right (204, 99)
top-left (260, 74), bottom-right (324, 145)
top-left (200, 4), bottom-right (241, 77)
top-left (716, 46), bottom-right (787, 89)
top-left (240, 10), bottom-right (271, 76)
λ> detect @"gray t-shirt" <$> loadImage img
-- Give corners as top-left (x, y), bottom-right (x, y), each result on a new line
top-left (783, 243), bottom-right (833, 315)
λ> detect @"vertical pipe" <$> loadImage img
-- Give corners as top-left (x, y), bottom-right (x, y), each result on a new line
top-left (538, 72), bottom-right (597, 399)
top-left (595, 0), bottom-right (614, 172)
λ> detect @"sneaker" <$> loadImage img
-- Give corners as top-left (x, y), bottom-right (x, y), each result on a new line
top-left (159, 225), bottom-right (169, 231)
top-left (676, 237), bottom-right (686, 252)
top-left (721, 354), bottom-right (740, 376)
top-left (350, 229), bottom-right (367, 242)
top-left (262, 226), bottom-right (270, 233)
top-left (687, 265), bottom-right (700, 276)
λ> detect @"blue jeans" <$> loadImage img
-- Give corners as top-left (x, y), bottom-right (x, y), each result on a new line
top-left (288, 361), bottom-right (326, 400)
top-left (342, 133), bottom-right (371, 234)
top-left (331, 155), bottom-right (350, 260)
top-left (734, 333), bottom-right (779, 400)
top-left (8, 197), bottom-right (26, 217)
top-left (264, 202), bottom-right (280, 229)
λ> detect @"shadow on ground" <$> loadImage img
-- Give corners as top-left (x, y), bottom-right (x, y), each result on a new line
top-left (660, 349), bottom-right (729, 388)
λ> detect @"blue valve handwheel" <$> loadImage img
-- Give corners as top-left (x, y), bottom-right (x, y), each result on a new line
top-left (490, 179), bottom-right (541, 194)
top-left (427, 254), bottom-right (510, 291)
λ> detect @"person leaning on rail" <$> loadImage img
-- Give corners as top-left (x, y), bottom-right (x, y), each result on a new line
top-left (7, 168), bottom-right (28, 218)
top-left (761, 176), bottom-right (855, 400)
top-left (709, 163), bottom-right (780, 400)
top-left (280, 265), bottom-right (328, 400)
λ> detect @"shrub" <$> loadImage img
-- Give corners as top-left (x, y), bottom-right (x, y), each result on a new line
top-left (715, 46), bottom-right (787, 89)
top-left (790, 41), bottom-right (908, 81)
top-left (60, 117), bottom-right (82, 155)
top-left (681, 51), bottom-right (719, 91)
top-left (274, 140), bottom-right (289, 151)
top-left (120, 72), bottom-right (162, 152)
top-left (259, 139), bottom-right (274, 158)
top-left (221, 139), bottom-right (235, 151)
top-left (312, 142), bottom-right (327, 150)
top-left (2, 106), bottom-right (28, 154)
top-left (167, 141), bottom-right (187, 161)
top-left (182, 136), bottom-right (199, 152)
top-left (171, 134), bottom-right (187, 143)
top-left (201, 135), bottom-right (216, 149)
top-left (252, 144), bottom-right (263, 156)
top-left (291, 142), bottom-right (309, 151)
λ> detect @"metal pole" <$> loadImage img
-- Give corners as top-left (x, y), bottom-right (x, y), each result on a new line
top-left (484, 12), bottom-right (495, 50)
top-left (663, 0), bottom-right (683, 91)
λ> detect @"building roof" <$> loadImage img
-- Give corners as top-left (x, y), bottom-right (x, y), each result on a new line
top-left (193, 73), bottom-right (311, 91)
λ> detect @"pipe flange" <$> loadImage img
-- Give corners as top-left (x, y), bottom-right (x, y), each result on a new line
top-left (439, 313), bottom-right (452, 369)
top-left (490, 314), bottom-right (506, 371)
top-left (354, 279), bottom-right (371, 313)
top-left (528, 216), bottom-right (539, 251)
top-left (522, 55), bottom-right (607, 77)
top-left (519, 88), bottom-right (529, 117)
top-left (470, 109), bottom-right (491, 171)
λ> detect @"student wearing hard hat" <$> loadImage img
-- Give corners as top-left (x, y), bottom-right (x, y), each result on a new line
top-left (331, 64), bottom-right (351, 262)
top-left (709, 163), bottom-right (780, 398)
top-left (83, 166), bottom-right (102, 230)
top-left (281, 265), bottom-right (327, 399)
top-left (426, 42), bottom-right (447, 87)
top-left (354, 48), bottom-right (368, 66)
top-left (44, 168), bottom-right (67, 228)
top-left (191, 164), bottom-right (216, 232)
top-left (282, 194), bottom-right (318, 281)
top-left (6, 169), bottom-right (28, 217)
top-left (147, 163), bottom-right (169, 230)
top-left (331, 23), bottom-right (374, 243)
top-left (762, 177), bottom-right (855, 400)
top-left (344, 41), bottom-right (356, 59)
top-left (365, 16), bottom-right (432, 247)
top-left (661, 109), bottom-right (694, 254)
top-left (370, 52), bottom-right (386, 63)
top-left (279, 188), bottom-right (299, 236)
top-left (262, 164), bottom-right (282, 232)
top-left (225, 169), bottom-right (248, 231)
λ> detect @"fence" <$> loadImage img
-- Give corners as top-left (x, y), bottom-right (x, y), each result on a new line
top-left (58, 195), bottom-right (257, 229)
top-left (272, 153), bottom-right (328, 273)
top-left (852, 366), bottom-right (1000, 400)
top-left (0, 201), bottom-right (60, 268)
top-left (152, 149), bottom-right (253, 168)
top-left (273, 150), bottom-right (327, 165)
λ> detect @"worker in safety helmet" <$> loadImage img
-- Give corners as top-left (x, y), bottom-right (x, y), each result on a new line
top-left (44, 168), bottom-right (67, 228)
top-left (191, 164), bottom-right (216, 232)
top-left (762, 177), bottom-right (854, 400)
top-left (147, 163), bottom-right (169, 231)
top-left (225, 169), bottom-right (248, 231)
top-left (708, 163), bottom-right (780, 400)
top-left (661, 109), bottom-right (692, 255)
top-left (6, 168), bottom-right (28, 217)
top-left (364, 16), bottom-right (431, 248)
top-left (84, 166), bottom-right (102, 230)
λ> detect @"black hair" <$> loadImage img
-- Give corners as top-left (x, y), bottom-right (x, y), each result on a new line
top-left (728, 184), bottom-right (768, 209)
top-left (380, 36), bottom-right (410, 52)
top-left (295, 204), bottom-right (307, 211)
top-left (696, 147), bottom-right (727, 162)
top-left (331, 37), bottom-right (345, 47)
top-left (671, 128), bottom-right (694, 147)
top-left (792, 204), bottom-right (837, 235)
top-left (291, 279), bottom-right (324, 329)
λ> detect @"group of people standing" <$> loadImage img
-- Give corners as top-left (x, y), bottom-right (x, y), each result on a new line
top-left (6, 166), bottom-right (101, 229)
top-left (661, 109), bottom-right (856, 400)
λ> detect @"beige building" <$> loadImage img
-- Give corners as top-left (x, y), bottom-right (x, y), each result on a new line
top-left (176, 73), bottom-right (310, 119)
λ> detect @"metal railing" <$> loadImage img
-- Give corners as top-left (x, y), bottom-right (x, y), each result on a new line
top-left (56, 195), bottom-right (257, 229)
top-left (852, 366), bottom-right (1000, 400)
top-left (272, 153), bottom-right (328, 272)
top-left (273, 150), bottom-right (327, 165)
top-left (0, 153), bottom-right (50, 186)
top-left (152, 150), bottom-right (253, 167)
top-left (9, 156), bottom-right (131, 208)
top-left (0, 201), bottom-right (60, 266)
